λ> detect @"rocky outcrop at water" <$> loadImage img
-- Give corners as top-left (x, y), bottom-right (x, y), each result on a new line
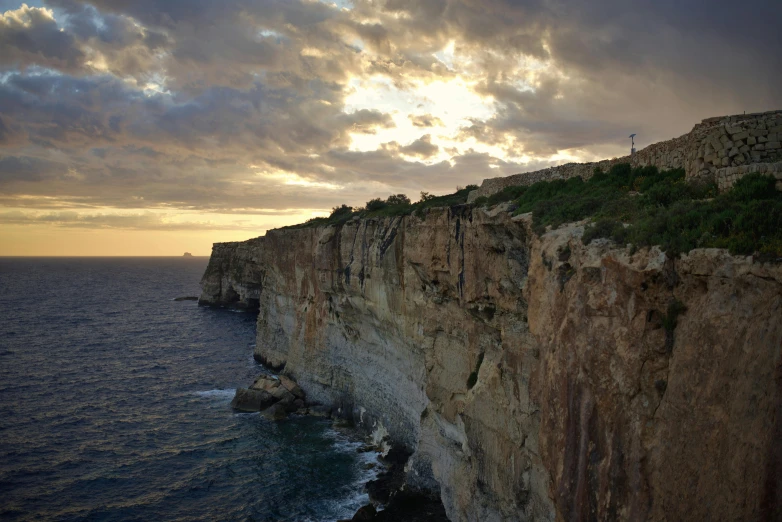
top-left (202, 204), bottom-right (782, 521)
top-left (231, 374), bottom-right (309, 418)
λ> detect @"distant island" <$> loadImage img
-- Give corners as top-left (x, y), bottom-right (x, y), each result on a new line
top-left (183, 252), bottom-right (193, 257)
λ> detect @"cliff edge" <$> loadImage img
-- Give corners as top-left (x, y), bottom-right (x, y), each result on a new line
top-left (200, 205), bottom-right (782, 521)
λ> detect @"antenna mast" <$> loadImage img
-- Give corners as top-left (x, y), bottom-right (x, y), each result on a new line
top-left (629, 133), bottom-right (636, 156)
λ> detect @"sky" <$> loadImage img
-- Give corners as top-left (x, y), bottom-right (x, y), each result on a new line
top-left (0, 0), bottom-right (780, 255)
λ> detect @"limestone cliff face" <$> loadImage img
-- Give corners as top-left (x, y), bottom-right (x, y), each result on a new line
top-left (198, 238), bottom-right (265, 309)
top-left (200, 207), bottom-right (782, 521)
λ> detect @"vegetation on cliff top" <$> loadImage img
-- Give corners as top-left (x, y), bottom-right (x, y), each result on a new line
top-left (475, 164), bottom-right (782, 258)
top-left (285, 162), bottom-right (781, 258)
top-left (284, 185), bottom-right (478, 230)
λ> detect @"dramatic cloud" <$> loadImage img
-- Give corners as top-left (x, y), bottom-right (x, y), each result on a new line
top-left (409, 114), bottom-right (445, 128)
top-left (0, 0), bottom-right (780, 252)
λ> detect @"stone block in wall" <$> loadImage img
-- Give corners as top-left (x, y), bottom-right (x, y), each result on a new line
top-left (468, 111), bottom-right (781, 201)
top-left (767, 141), bottom-right (781, 150)
top-left (768, 133), bottom-right (779, 142)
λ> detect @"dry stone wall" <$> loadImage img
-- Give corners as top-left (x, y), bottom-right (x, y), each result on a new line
top-left (467, 110), bottom-right (782, 202)
top-left (716, 161), bottom-right (782, 191)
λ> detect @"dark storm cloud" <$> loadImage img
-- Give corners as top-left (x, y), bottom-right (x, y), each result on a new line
top-left (0, 4), bottom-right (85, 71)
top-left (339, 109), bottom-right (396, 134)
top-left (397, 135), bottom-right (439, 159)
top-left (0, 155), bottom-right (66, 182)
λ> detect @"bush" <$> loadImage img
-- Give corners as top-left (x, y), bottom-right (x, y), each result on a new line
top-left (386, 194), bottom-right (411, 206)
top-left (577, 171), bottom-right (781, 257)
top-left (366, 198), bottom-right (388, 212)
top-left (329, 204), bottom-right (354, 221)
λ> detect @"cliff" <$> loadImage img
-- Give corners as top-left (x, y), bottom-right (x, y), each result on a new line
top-left (200, 206), bottom-right (782, 521)
top-left (198, 238), bottom-right (265, 309)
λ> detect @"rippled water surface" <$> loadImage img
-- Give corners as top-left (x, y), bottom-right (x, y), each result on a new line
top-left (0, 258), bottom-right (373, 521)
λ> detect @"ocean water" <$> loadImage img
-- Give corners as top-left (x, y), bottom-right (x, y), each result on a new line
top-left (0, 258), bottom-right (376, 521)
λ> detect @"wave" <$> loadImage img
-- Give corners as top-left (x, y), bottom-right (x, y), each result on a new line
top-left (193, 389), bottom-right (236, 400)
top-left (318, 426), bottom-right (382, 521)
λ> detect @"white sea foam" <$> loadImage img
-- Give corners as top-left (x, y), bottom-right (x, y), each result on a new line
top-left (193, 389), bottom-right (236, 399)
top-left (320, 425), bottom-right (384, 520)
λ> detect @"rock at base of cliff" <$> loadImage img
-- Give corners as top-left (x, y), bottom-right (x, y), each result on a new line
top-left (250, 375), bottom-right (281, 392)
top-left (230, 388), bottom-right (276, 412)
top-left (271, 387), bottom-right (298, 412)
top-left (366, 446), bottom-right (410, 504)
top-left (261, 402), bottom-right (288, 421)
top-left (279, 375), bottom-right (305, 399)
top-left (370, 490), bottom-right (449, 522)
top-left (348, 504), bottom-right (377, 521)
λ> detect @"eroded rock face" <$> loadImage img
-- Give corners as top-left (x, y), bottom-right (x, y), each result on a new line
top-left (198, 238), bottom-right (265, 309)
top-left (201, 206), bottom-right (782, 521)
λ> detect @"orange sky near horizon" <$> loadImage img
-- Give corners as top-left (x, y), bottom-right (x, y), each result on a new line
top-left (0, 225), bottom-right (258, 256)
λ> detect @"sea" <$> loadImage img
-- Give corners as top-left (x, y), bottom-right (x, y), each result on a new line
top-left (0, 257), bottom-right (377, 521)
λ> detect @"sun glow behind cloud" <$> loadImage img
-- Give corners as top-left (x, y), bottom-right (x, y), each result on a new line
top-left (344, 74), bottom-right (498, 164)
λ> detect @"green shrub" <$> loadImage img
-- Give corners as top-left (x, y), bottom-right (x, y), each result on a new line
top-left (578, 171), bottom-right (781, 257)
top-left (283, 167), bottom-right (782, 258)
top-left (366, 198), bottom-right (388, 212)
top-left (386, 194), bottom-right (411, 206)
top-left (328, 204), bottom-right (355, 222)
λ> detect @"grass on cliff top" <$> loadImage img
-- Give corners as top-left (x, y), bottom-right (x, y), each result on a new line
top-left (474, 163), bottom-right (782, 258)
top-left (283, 185), bottom-right (479, 230)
